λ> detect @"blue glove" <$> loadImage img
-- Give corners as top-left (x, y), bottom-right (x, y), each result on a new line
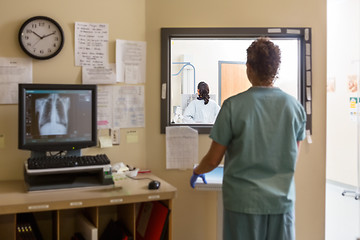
top-left (190, 171), bottom-right (207, 188)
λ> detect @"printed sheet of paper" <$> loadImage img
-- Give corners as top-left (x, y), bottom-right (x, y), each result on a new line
top-left (75, 22), bottom-right (109, 66)
top-left (0, 57), bottom-right (32, 104)
top-left (97, 86), bottom-right (113, 129)
top-left (116, 39), bottom-right (146, 83)
top-left (82, 64), bottom-right (116, 84)
top-left (113, 85), bottom-right (145, 128)
top-left (97, 85), bottom-right (145, 129)
top-left (166, 126), bottom-right (198, 169)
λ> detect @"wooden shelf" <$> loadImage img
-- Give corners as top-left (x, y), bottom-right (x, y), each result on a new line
top-left (0, 173), bottom-right (177, 240)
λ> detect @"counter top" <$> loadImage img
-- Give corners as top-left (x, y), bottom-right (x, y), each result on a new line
top-left (0, 173), bottom-right (177, 215)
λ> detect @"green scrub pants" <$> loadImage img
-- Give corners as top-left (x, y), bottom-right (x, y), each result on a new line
top-left (223, 209), bottom-right (295, 240)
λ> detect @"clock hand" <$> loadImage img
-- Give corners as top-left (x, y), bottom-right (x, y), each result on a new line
top-left (42, 31), bottom-right (56, 38)
top-left (31, 30), bottom-right (43, 39)
top-left (32, 38), bottom-right (42, 47)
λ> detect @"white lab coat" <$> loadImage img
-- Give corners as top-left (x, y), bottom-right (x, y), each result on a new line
top-left (183, 99), bottom-right (220, 124)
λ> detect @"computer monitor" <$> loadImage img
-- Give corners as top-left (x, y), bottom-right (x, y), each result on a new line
top-left (18, 83), bottom-right (97, 157)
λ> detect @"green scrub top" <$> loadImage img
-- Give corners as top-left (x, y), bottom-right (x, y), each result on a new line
top-left (210, 87), bottom-right (306, 214)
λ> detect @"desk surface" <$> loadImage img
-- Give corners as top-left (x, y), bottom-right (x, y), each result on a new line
top-left (0, 173), bottom-right (177, 215)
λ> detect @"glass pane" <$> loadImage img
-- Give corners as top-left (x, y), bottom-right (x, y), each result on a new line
top-left (170, 38), bottom-right (300, 125)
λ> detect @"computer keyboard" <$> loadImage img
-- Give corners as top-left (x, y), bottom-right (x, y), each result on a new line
top-left (27, 154), bottom-right (111, 170)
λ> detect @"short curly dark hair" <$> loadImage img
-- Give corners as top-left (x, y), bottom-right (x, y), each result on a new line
top-left (246, 37), bottom-right (281, 84)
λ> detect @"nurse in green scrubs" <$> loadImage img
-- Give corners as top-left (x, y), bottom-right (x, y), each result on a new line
top-left (190, 37), bottom-right (306, 240)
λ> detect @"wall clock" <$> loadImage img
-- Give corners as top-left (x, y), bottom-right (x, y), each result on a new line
top-left (18, 16), bottom-right (64, 60)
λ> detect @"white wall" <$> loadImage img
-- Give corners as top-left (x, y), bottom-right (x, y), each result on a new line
top-left (327, 0), bottom-right (360, 186)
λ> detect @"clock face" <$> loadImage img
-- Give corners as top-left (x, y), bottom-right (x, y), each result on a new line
top-left (18, 16), bottom-right (64, 60)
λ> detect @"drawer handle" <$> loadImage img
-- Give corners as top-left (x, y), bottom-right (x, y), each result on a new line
top-left (110, 198), bottom-right (123, 203)
top-left (70, 202), bottom-right (83, 206)
top-left (148, 195), bottom-right (160, 200)
top-left (28, 204), bottom-right (49, 210)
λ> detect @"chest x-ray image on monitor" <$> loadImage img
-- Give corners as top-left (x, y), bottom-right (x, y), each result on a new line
top-left (36, 93), bottom-right (70, 135)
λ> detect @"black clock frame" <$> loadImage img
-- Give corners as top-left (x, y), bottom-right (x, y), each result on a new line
top-left (18, 16), bottom-right (65, 60)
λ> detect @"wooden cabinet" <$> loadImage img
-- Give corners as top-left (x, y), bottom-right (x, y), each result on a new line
top-left (0, 174), bottom-right (176, 239)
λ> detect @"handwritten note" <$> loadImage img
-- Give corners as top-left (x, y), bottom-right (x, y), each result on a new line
top-left (75, 22), bottom-right (109, 66)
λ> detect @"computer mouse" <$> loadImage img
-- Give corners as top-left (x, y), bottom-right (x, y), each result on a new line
top-left (148, 180), bottom-right (161, 190)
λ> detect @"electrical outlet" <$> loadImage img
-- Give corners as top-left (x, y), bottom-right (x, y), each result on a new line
top-left (112, 128), bottom-right (120, 145)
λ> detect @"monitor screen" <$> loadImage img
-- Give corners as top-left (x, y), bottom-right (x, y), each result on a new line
top-left (18, 84), bottom-right (97, 155)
